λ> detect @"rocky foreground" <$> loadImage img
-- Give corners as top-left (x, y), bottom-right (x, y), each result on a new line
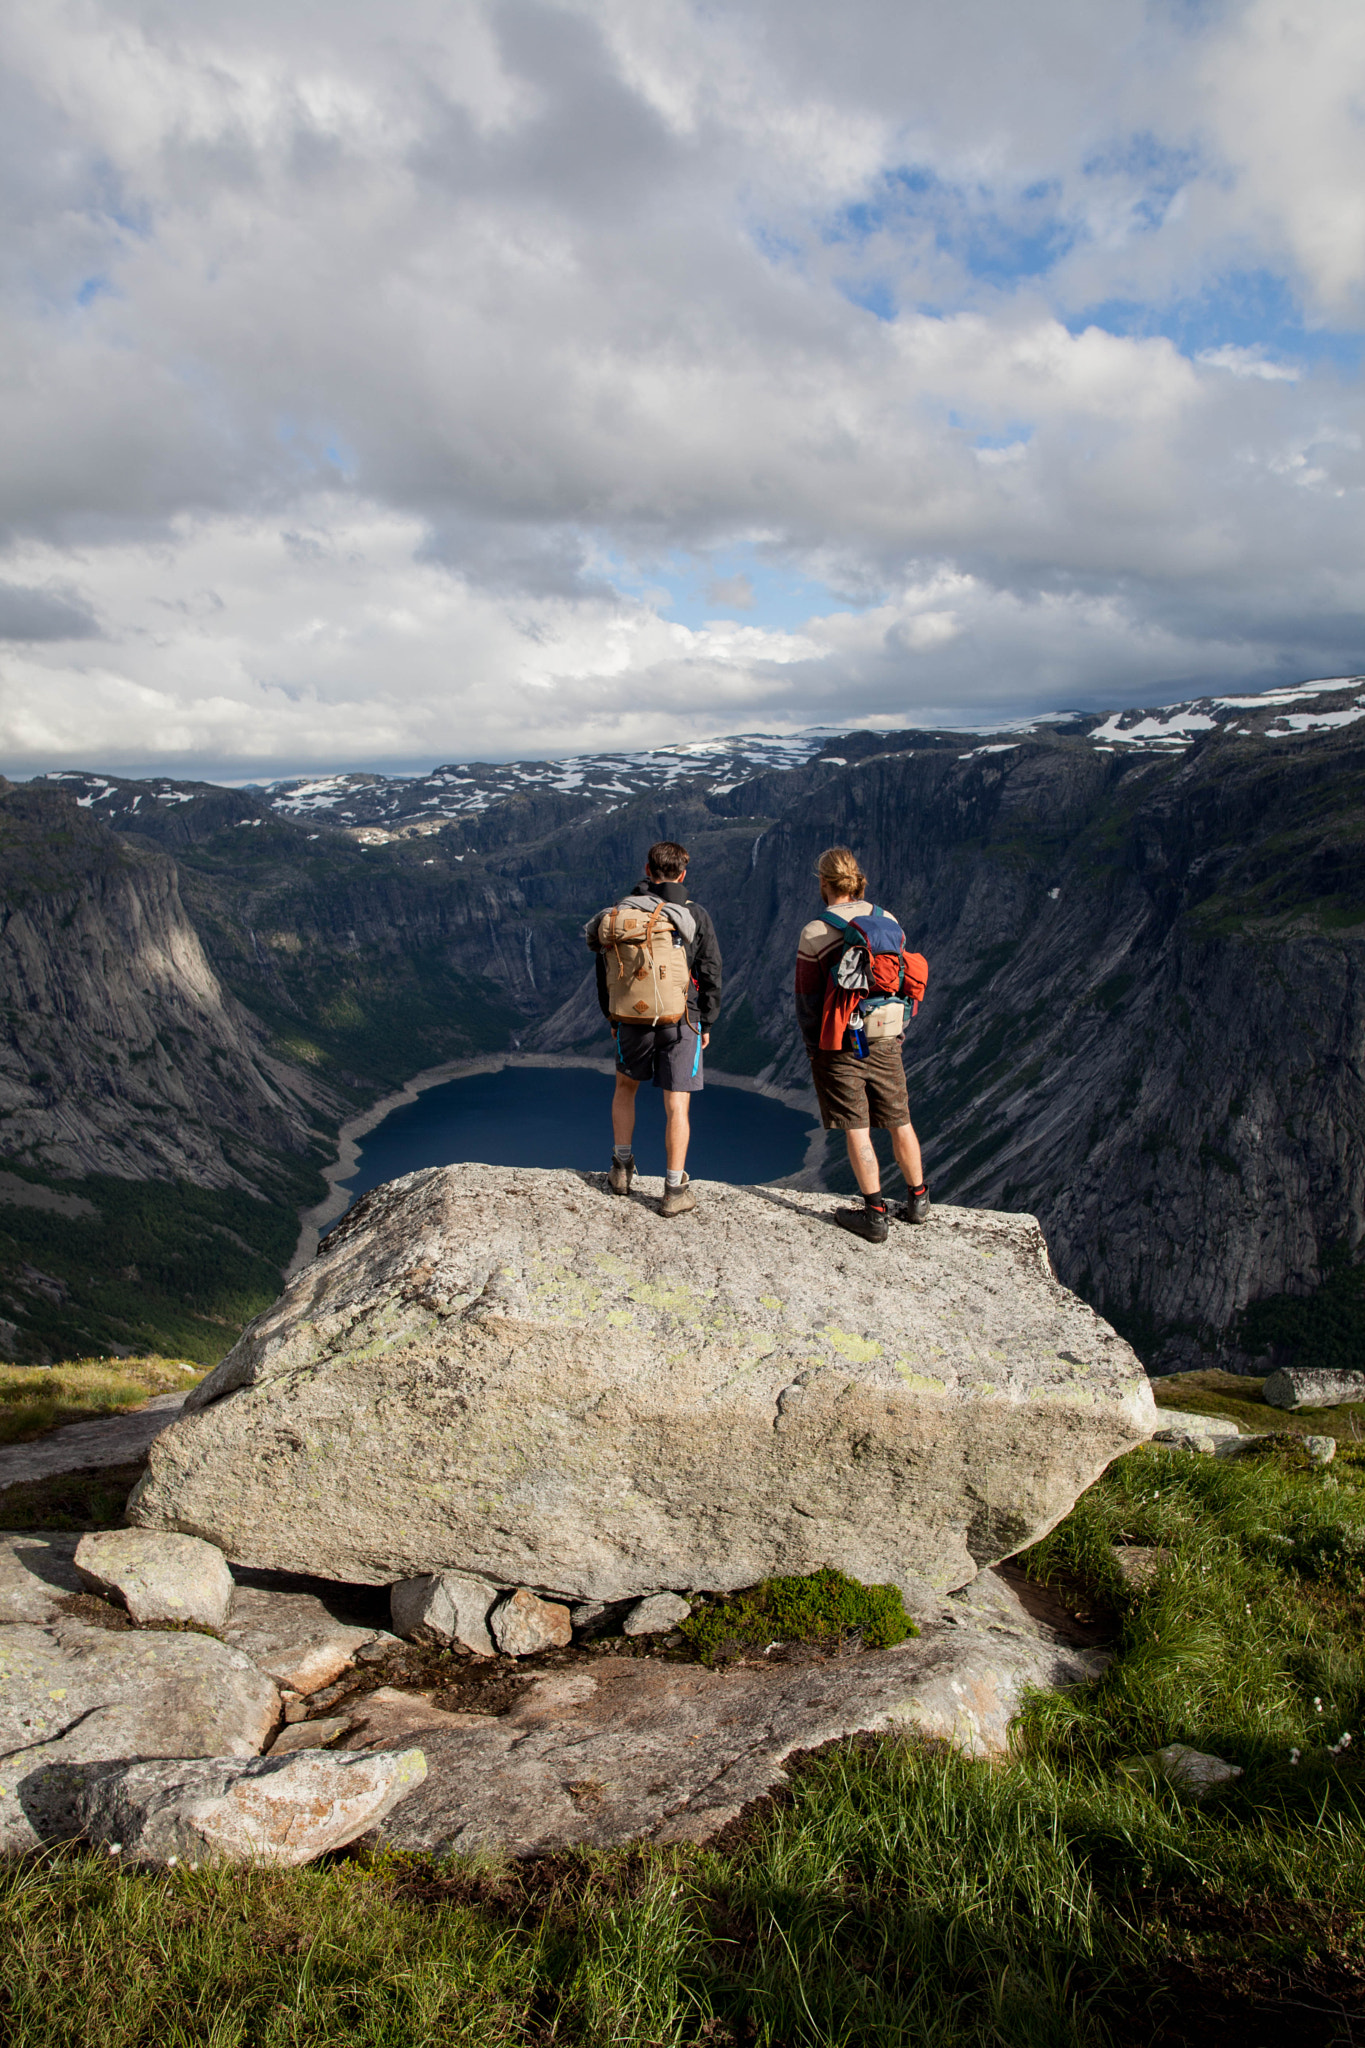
top-left (1, 1169), bottom-right (1156, 1866)
top-left (0, 1525), bottom-right (1103, 1865)
top-left (131, 1166), bottom-right (1156, 1611)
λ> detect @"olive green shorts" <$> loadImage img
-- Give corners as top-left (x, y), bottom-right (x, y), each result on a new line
top-left (808, 1041), bottom-right (911, 1131)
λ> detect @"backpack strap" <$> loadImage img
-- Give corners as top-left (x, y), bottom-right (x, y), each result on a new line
top-left (820, 909), bottom-right (857, 937)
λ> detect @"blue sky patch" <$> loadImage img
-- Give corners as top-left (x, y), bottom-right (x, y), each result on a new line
top-left (606, 547), bottom-right (864, 634)
top-left (1072, 267), bottom-right (1363, 374)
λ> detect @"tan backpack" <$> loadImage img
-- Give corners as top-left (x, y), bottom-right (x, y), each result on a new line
top-left (598, 902), bottom-right (692, 1025)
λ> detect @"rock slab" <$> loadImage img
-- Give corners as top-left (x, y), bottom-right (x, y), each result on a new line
top-left (81, 1747), bottom-right (428, 1866)
top-left (130, 1166), bottom-right (1156, 1610)
top-left (0, 1616), bottom-right (279, 1760)
top-left (0, 1618), bottom-right (281, 1855)
top-left (223, 1584), bottom-right (386, 1695)
top-left (1263, 1368), bottom-right (1365, 1413)
top-left (0, 1392), bottom-right (187, 1492)
top-left (352, 1601), bottom-right (1103, 1858)
top-left (75, 1528), bottom-right (233, 1629)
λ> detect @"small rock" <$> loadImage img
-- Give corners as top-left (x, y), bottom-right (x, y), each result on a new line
top-left (267, 1715), bottom-right (353, 1756)
top-left (1304, 1436), bottom-right (1337, 1466)
top-left (390, 1571), bottom-right (497, 1655)
top-left (1212, 1432), bottom-right (1275, 1458)
top-left (1264, 1367), bottom-right (1365, 1413)
top-left (81, 1747), bottom-right (428, 1866)
top-left (1153, 1428), bottom-right (1216, 1455)
top-left (1120, 1742), bottom-right (1243, 1797)
top-left (1112, 1546), bottom-right (1168, 1591)
top-left (489, 1588), bottom-right (572, 1657)
top-left (569, 1600), bottom-right (612, 1637)
top-left (1153, 1409), bottom-right (1241, 1439)
top-left (74, 1529), bottom-right (233, 1630)
top-left (622, 1593), bottom-right (691, 1636)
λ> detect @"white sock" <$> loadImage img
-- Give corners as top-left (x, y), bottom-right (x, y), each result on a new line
top-left (613, 1145), bottom-right (633, 1163)
top-left (665, 1168), bottom-right (685, 1188)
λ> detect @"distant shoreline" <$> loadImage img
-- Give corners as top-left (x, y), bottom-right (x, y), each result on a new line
top-left (286, 1052), bottom-right (825, 1276)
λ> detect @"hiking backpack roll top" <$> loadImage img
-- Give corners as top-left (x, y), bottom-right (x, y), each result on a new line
top-left (818, 906), bottom-right (930, 1053)
top-left (596, 901), bottom-right (693, 1025)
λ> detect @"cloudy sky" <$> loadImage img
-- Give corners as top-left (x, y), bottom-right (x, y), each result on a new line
top-left (2, 0), bottom-right (1363, 777)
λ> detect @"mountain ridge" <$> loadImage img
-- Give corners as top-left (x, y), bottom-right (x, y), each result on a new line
top-left (3, 674), bottom-right (1362, 1370)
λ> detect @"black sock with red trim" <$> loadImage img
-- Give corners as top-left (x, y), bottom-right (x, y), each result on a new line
top-left (864, 1192), bottom-right (887, 1211)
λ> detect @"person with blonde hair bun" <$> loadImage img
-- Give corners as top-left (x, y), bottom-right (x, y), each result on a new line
top-left (794, 846), bottom-right (929, 1243)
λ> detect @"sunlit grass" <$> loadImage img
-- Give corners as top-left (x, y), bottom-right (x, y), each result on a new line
top-left (0, 1356), bottom-right (203, 1448)
top-left (1154, 1366), bottom-right (1365, 1442)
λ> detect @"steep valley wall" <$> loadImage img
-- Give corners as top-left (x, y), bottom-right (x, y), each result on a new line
top-left (532, 729), bottom-right (1365, 1371)
top-left (3, 721), bottom-right (1362, 1371)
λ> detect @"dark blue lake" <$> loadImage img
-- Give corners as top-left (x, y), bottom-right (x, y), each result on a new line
top-left (341, 1063), bottom-right (816, 1206)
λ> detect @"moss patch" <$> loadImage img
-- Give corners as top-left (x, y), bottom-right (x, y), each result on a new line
top-left (681, 1566), bottom-right (917, 1665)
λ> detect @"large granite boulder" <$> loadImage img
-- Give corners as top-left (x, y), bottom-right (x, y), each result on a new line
top-left (129, 1166), bottom-right (1156, 1612)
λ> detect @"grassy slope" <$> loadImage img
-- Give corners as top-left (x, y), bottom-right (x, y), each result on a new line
top-left (5, 1439), bottom-right (1365, 2045)
top-left (0, 1153), bottom-right (326, 1366)
top-left (1156, 1368), bottom-right (1365, 1442)
top-left (0, 1356), bottom-right (205, 1447)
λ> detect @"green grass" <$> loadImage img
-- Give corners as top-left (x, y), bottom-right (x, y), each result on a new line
top-left (0, 1356), bottom-right (203, 1447)
top-left (6, 1443), bottom-right (1365, 2043)
top-left (681, 1566), bottom-right (917, 1665)
top-left (1155, 1366), bottom-right (1365, 1441)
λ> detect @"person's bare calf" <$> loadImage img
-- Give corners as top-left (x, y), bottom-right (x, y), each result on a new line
top-left (609, 1074), bottom-right (639, 1193)
top-left (844, 1121), bottom-right (928, 1220)
top-left (659, 1089), bottom-right (696, 1216)
top-left (662, 1091), bottom-right (691, 1172)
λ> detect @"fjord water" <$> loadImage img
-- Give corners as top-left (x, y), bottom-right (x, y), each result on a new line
top-left (340, 1064), bottom-right (815, 1207)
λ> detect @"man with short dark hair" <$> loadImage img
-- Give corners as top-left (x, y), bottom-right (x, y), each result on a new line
top-left (584, 840), bottom-right (722, 1217)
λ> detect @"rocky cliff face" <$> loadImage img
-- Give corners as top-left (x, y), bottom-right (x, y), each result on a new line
top-left (0, 783), bottom-right (327, 1190)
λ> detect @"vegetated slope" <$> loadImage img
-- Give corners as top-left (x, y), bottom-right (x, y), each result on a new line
top-left (0, 782), bottom-right (343, 1361)
top-left (6, 1438), bottom-right (1365, 2046)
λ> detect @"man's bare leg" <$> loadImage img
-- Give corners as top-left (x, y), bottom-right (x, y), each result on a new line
top-left (889, 1120), bottom-right (924, 1192)
top-left (662, 1090), bottom-right (691, 1174)
top-left (844, 1126), bottom-right (882, 1194)
top-left (612, 1073), bottom-right (640, 1150)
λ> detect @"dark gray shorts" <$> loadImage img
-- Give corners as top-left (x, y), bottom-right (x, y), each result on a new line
top-left (613, 1019), bottom-right (704, 1092)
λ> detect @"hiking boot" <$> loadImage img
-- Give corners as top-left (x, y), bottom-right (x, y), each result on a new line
top-left (835, 1201), bottom-right (889, 1244)
top-left (659, 1175), bottom-right (696, 1218)
top-left (901, 1185), bottom-right (931, 1225)
top-left (608, 1153), bottom-right (635, 1196)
